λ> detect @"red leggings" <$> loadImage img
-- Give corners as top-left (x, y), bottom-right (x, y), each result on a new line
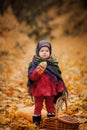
top-left (34, 96), bottom-right (55, 115)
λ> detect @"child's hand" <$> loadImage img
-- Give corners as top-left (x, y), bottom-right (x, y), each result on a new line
top-left (36, 62), bottom-right (47, 74)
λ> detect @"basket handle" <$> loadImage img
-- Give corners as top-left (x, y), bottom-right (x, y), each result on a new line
top-left (55, 96), bottom-right (68, 116)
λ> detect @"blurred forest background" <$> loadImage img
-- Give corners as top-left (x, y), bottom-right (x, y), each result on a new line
top-left (0, 0), bottom-right (87, 130)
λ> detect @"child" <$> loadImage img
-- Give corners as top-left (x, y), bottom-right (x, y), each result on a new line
top-left (27, 40), bottom-right (67, 125)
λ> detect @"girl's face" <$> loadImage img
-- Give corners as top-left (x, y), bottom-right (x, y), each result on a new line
top-left (39, 46), bottom-right (50, 59)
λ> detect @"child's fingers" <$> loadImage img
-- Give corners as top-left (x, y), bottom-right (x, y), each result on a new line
top-left (36, 62), bottom-right (47, 74)
top-left (37, 65), bottom-right (44, 70)
top-left (36, 65), bottom-right (46, 74)
top-left (39, 62), bottom-right (47, 68)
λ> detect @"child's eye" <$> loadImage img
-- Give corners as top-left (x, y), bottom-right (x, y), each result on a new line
top-left (40, 49), bottom-right (49, 52)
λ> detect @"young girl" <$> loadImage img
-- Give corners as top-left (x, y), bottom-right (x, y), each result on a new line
top-left (27, 40), bottom-right (67, 125)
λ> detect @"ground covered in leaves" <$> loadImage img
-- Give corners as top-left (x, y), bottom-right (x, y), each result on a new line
top-left (0, 6), bottom-right (87, 130)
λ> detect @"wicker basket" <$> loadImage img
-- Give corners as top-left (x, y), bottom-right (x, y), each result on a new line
top-left (44, 115), bottom-right (79, 130)
top-left (43, 97), bottom-right (79, 130)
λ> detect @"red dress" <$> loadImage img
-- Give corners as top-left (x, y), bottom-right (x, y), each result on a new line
top-left (29, 69), bottom-right (64, 97)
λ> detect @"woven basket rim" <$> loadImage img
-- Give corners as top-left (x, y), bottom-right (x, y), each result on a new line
top-left (58, 114), bottom-right (79, 124)
top-left (44, 115), bottom-right (79, 124)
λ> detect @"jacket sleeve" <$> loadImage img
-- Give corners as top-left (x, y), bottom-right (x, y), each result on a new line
top-left (29, 69), bottom-right (41, 81)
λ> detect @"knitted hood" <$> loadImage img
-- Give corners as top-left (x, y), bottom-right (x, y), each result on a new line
top-left (36, 40), bottom-right (52, 56)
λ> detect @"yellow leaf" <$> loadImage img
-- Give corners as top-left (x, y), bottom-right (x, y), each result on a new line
top-left (70, 105), bottom-right (78, 111)
top-left (68, 85), bottom-right (74, 91)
